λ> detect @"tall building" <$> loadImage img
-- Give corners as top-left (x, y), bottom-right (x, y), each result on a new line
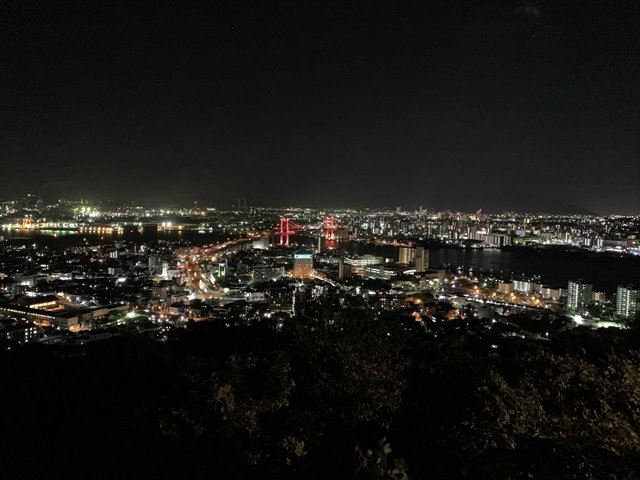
top-left (398, 246), bottom-right (415, 265)
top-left (567, 280), bottom-right (593, 311)
top-left (616, 285), bottom-right (638, 318)
top-left (292, 253), bottom-right (313, 278)
top-left (414, 247), bottom-right (429, 272)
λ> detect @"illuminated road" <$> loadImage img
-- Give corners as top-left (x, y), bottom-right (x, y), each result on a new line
top-left (184, 237), bottom-right (257, 299)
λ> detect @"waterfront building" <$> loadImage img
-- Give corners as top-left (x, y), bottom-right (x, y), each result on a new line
top-left (398, 246), bottom-right (415, 265)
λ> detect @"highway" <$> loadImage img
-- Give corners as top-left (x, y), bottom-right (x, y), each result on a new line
top-left (184, 237), bottom-right (256, 299)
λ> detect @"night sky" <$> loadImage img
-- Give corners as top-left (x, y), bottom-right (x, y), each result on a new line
top-left (1, 1), bottom-right (638, 213)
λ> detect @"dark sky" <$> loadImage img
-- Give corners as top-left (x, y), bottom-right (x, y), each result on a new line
top-left (1, 1), bottom-right (638, 213)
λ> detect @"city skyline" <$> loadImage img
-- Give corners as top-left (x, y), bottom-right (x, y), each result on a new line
top-left (1, 1), bottom-right (638, 214)
top-left (5, 193), bottom-right (639, 215)
top-left (4, 191), bottom-right (640, 217)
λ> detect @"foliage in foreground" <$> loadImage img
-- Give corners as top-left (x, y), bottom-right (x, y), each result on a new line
top-left (1, 313), bottom-right (639, 479)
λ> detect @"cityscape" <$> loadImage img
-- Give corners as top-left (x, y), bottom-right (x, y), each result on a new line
top-left (1, 195), bottom-right (639, 343)
top-left (2, 1), bottom-right (639, 479)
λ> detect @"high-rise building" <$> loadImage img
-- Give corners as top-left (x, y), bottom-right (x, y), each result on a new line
top-left (414, 247), bottom-right (429, 272)
top-left (616, 285), bottom-right (638, 318)
top-left (567, 280), bottom-right (593, 311)
top-left (398, 246), bottom-right (415, 265)
top-left (292, 253), bottom-right (314, 278)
